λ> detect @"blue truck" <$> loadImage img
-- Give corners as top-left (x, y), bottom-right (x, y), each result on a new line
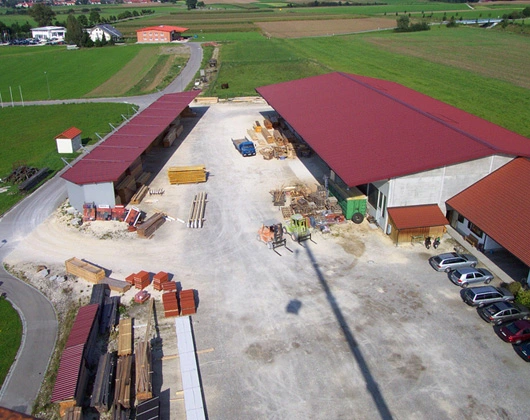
top-left (232, 137), bottom-right (256, 157)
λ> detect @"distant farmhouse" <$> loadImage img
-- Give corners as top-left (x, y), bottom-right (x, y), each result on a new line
top-left (31, 26), bottom-right (66, 42)
top-left (88, 24), bottom-right (122, 43)
top-left (136, 25), bottom-right (189, 43)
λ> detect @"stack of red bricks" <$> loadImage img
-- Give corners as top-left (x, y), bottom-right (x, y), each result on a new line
top-left (179, 289), bottom-right (196, 316)
top-left (162, 281), bottom-right (179, 317)
top-left (153, 271), bottom-right (169, 291)
top-left (134, 271), bottom-right (150, 290)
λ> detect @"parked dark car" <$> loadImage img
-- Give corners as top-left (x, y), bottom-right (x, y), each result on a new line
top-left (477, 301), bottom-right (530, 325)
top-left (513, 342), bottom-right (530, 362)
top-left (461, 286), bottom-right (514, 307)
top-left (496, 320), bottom-right (530, 344)
top-left (429, 252), bottom-right (478, 272)
top-left (450, 267), bottom-right (493, 287)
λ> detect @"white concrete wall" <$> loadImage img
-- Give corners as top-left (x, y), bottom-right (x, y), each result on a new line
top-left (66, 181), bottom-right (116, 212)
top-left (56, 135), bottom-right (81, 154)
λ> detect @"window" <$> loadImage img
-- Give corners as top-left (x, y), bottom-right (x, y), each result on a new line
top-left (468, 222), bottom-right (483, 238)
top-left (457, 213), bottom-right (465, 223)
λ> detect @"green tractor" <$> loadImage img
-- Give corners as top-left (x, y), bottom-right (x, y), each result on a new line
top-left (283, 214), bottom-right (314, 244)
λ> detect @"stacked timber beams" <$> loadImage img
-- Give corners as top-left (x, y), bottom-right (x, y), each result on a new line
top-left (187, 192), bottom-right (207, 228)
top-left (65, 257), bottom-right (105, 283)
top-left (137, 213), bottom-right (165, 238)
top-left (130, 185), bottom-right (149, 205)
top-left (114, 355), bottom-right (133, 409)
top-left (167, 165), bottom-right (207, 185)
top-left (118, 319), bottom-right (132, 357)
top-left (90, 352), bottom-right (116, 413)
top-left (135, 340), bottom-right (152, 403)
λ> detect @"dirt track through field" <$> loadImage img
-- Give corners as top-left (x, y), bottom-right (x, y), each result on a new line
top-left (256, 18), bottom-right (396, 38)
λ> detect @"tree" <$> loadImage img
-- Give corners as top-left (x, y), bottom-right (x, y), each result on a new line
top-left (65, 14), bottom-right (83, 46)
top-left (186, 0), bottom-right (198, 9)
top-left (28, 4), bottom-right (56, 27)
top-left (396, 15), bottom-right (410, 31)
top-left (77, 15), bottom-right (89, 28)
top-left (89, 10), bottom-right (100, 25)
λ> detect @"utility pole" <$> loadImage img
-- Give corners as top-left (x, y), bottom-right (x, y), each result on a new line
top-left (44, 71), bottom-right (51, 99)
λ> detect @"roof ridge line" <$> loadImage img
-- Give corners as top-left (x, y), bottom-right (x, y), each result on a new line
top-left (337, 72), bottom-right (504, 154)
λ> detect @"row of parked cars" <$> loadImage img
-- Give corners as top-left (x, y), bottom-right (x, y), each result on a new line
top-left (429, 252), bottom-right (530, 362)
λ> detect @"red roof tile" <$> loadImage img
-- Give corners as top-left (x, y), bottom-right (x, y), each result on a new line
top-left (137, 25), bottom-right (188, 33)
top-left (55, 126), bottom-right (81, 140)
top-left (388, 204), bottom-right (448, 229)
top-left (256, 73), bottom-right (530, 187)
top-left (61, 91), bottom-right (199, 185)
top-left (65, 304), bottom-right (98, 349)
top-left (446, 157), bottom-right (530, 266)
top-left (51, 343), bottom-right (84, 403)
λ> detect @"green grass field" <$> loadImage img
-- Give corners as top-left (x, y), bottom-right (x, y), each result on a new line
top-left (0, 102), bottom-right (130, 216)
top-left (0, 298), bottom-right (23, 389)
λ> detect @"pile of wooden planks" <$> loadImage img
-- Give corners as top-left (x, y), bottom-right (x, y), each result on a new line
top-left (115, 175), bottom-right (137, 205)
top-left (137, 213), bottom-right (166, 238)
top-left (90, 352), bottom-right (116, 413)
top-left (135, 340), bottom-right (152, 403)
top-left (118, 319), bottom-right (132, 357)
top-left (114, 355), bottom-right (133, 409)
top-left (130, 185), bottom-right (149, 205)
top-left (100, 277), bottom-right (131, 294)
top-left (187, 192), bottom-right (207, 228)
top-left (167, 165), bottom-right (207, 185)
top-left (65, 257), bottom-right (105, 283)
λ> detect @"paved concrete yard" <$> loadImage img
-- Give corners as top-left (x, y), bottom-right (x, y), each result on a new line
top-left (6, 102), bottom-right (530, 420)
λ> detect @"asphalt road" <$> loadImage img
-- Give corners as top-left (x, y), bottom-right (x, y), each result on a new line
top-left (0, 41), bottom-right (203, 413)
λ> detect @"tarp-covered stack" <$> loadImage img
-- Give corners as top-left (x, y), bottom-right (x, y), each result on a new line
top-left (179, 289), bottom-right (196, 316)
top-left (137, 213), bottom-right (166, 238)
top-left (65, 257), bottom-right (106, 284)
top-left (153, 271), bottom-right (169, 291)
top-left (134, 271), bottom-right (150, 290)
top-left (167, 165), bottom-right (207, 185)
top-left (90, 352), bottom-right (117, 414)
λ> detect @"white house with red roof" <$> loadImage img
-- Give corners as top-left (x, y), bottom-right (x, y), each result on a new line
top-left (55, 127), bottom-right (82, 154)
top-left (256, 72), bottom-right (530, 235)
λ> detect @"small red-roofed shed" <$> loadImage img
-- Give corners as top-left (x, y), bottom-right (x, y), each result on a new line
top-left (55, 126), bottom-right (82, 154)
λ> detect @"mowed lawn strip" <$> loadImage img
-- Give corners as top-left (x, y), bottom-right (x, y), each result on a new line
top-left (0, 298), bottom-right (23, 389)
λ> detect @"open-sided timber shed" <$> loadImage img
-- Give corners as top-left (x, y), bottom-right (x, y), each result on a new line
top-left (387, 204), bottom-right (448, 245)
top-left (61, 91), bottom-right (199, 211)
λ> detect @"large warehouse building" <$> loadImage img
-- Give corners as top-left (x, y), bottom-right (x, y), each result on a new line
top-left (61, 91), bottom-right (199, 211)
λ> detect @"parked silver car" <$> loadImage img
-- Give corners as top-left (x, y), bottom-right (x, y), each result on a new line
top-left (478, 301), bottom-right (530, 325)
top-left (450, 267), bottom-right (493, 287)
top-left (429, 252), bottom-right (478, 272)
top-left (461, 286), bottom-right (514, 307)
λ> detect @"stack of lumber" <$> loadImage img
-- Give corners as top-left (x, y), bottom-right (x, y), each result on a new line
top-left (167, 165), bottom-right (207, 185)
top-left (65, 257), bottom-right (105, 283)
top-left (90, 352), bottom-right (116, 413)
top-left (62, 406), bottom-right (82, 420)
top-left (135, 340), bottom-right (152, 403)
top-left (115, 175), bottom-right (137, 205)
top-left (261, 128), bottom-right (274, 144)
top-left (114, 355), bottom-right (133, 409)
top-left (162, 292), bottom-right (179, 318)
top-left (100, 277), bottom-right (131, 294)
top-left (135, 172), bottom-right (151, 188)
top-left (179, 289), bottom-right (196, 316)
top-left (118, 319), bottom-right (132, 357)
top-left (130, 185), bottom-right (149, 205)
top-left (263, 118), bottom-right (273, 129)
top-left (137, 213), bottom-right (166, 238)
top-left (153, 272), bottom-right (169, 291)
top-left (163, 125), bottom-right (183, 147)
top-left (253, 121), bottom-right (262, 132)
top-left (187, 192), bottom-right (207, 228)
top-left (133, 271), bottom-right (150, 290)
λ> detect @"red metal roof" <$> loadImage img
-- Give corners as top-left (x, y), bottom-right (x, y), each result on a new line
top-left (61, 91), bottom-right (199, 185)
top-left (256, 73), bottom-right (530, 187)
top-left (447, 157), bottom-right (530, 267)
top-left (388, 204), bottom-right (448, 229)
top-left (51, 343), bottom-right (84, 403)
top-left (137, 25), bottom-right (188, 33)
top-left (55, 126), bottom-right (81, 140)
top-left (65, 304), bottom-right (98, 349)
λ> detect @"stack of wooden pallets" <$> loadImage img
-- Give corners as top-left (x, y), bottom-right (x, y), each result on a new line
top-left (179, 289), bottom-right (196, 316)
top-left (167, 165), bottom-right (207, 185)
top-left (137, 213), bottom-right (165, 238)
top-left (153, 272), bottom-right (169, 291)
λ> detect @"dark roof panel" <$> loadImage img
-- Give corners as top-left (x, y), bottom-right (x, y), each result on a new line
top-left (65, 304), bottom-right (98, 349)
top-left (447, 157), bottom-right (530, 266)
top-left (51, 344), bottom-right (84, 403)
top-left (388, 204), bottom-right (448, 230)
top-left (256, 73), bottom-right (530, 187)
top-left (61, 91), bottom-right (199, 185)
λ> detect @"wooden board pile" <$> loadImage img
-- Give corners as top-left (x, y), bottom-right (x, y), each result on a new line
top-left (115, 175), bottom-right (137, 205)
top-left (90, 352), bottom-right (116, 414)
top-left (117, 319), bottom-right (132, 357)
top-left (152, 271), bottom-right (169, 291)
top-left (100, 277), bottom-right (131, 294)
top-left (167, 165), bottom-right (207, 185)
top-left (114, 355), bottom-right (133, 410)
top-left (65, 257), bottom-right (105, 283)
top-left (135, 340), bottom-right (152, 403)
top-left (180, 289), bottom-right (197, 316)
top-left (187, 192), bottom-right (207, 228)
top-left (130, 185), bottom-right (149, 205)
top-left (137, 213), bottom-right (165, 238)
